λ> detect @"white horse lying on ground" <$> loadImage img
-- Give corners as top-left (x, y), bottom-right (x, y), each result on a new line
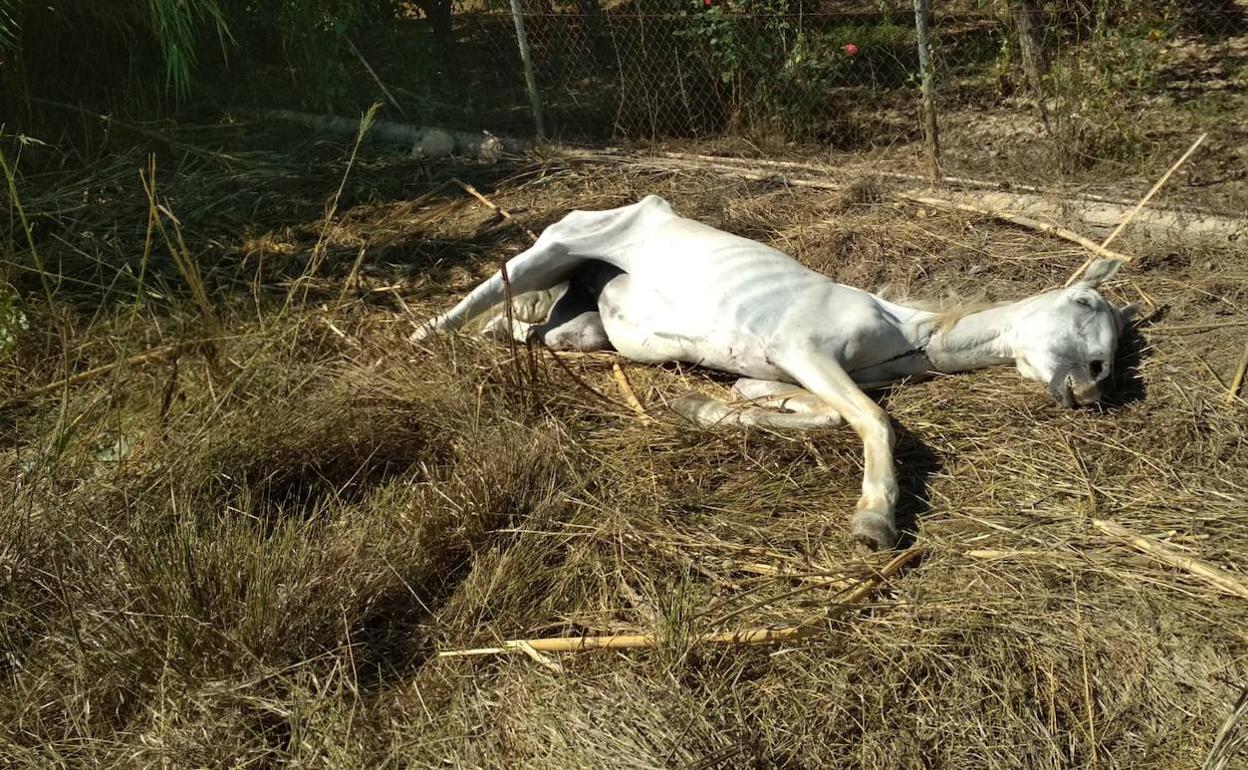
top-left (412, 195), bottom-right (1138, 550)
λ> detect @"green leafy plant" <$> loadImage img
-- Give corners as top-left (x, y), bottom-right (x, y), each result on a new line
top-left (0, 0), bottom-right (18, 54)
top-left (147, 0), bottom-right (233, 95)
top-left (679, 2), bottom-right (914, 140)
top-left (1047, 8), bottom-right (1176, 170)
top-left (2, 1), bottom-right (232, 96)
top-left (221, 0), bottom-right (402, 111)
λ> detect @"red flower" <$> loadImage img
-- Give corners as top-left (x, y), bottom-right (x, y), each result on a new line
top-left (844, 43), bottom-right (859, 57)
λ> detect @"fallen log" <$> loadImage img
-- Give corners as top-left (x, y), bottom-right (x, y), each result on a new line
top-left (242, 120), bottom-right (1248, 249)
top-left (938, 190), bottom-right (1245, 252)
top-left (898, 193), bottom-right (1132, 264)
top-left (567, 150), bottom-right (1247, 251)
top-left (258, 109), bottom-right (531, 160)
top-left (1066, 133), bottom-right (1208, 284)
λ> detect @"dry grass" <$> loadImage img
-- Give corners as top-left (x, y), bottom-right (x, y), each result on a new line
top-left (2, 126), bottom-right (1248, 768)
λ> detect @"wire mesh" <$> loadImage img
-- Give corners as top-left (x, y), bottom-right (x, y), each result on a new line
top-left (414, 1), bottom-right (1244, 192)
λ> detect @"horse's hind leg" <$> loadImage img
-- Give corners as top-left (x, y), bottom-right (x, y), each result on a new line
top-left (411, 227), bottom-right (590, 343)
top-left (482, 264), bottom-right (616, 352)
top-left (671, 394), bottom-right (844, 430)
top-left (732, 379), bottom-right (844, 425)
top-left (482, 307), bottom-right (612, 352)
top-left (671, 379), bottom-right (844, 430)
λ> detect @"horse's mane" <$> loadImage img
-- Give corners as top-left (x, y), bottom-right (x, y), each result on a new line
top-left (873, 283), bottom-right (1009, 332)
top-left (929, 301), bottom-right (1011, 332)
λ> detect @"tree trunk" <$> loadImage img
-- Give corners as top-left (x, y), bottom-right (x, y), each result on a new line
top-left (576, 0), bottom-right (608, 62)
top-left (508, 0), bottom-right (546, 138)
top-left (937, 189), bottom-right (1247, 251)
top-left (414, 0), bottom-right (455, 71)
top-left (913, 0), bottom-right (940, 182)
top-left (1010, 0), bottom-right (1050, 129)
top-left (1011, 0), bottom-right (1047, 88)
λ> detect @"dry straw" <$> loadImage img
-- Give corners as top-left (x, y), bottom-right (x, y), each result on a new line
top-left (5, 138), bottom-right (1247, 767)
top-left (439, 548), bottom-right (921, 658)
top-left (1093, 519), bottom-right (1248, 600)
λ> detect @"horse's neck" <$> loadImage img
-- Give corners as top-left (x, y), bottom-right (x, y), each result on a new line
top-left (885, 296), bottom-right (1036, 374)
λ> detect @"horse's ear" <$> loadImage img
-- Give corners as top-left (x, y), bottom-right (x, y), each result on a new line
top-left (1078, 258), bottom-right (1124, 288)
top-left (1117, 301), bottom-right (1141, 329)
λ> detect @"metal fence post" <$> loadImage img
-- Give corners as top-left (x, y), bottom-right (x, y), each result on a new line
top-left (913, 0), bottom-right (941, 182)
top-left (508, 0), bottom-right (547, 140)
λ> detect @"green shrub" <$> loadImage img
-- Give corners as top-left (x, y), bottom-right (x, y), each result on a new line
top-left (679, 2), bottom-right (915, 140)
top-left (1046, 8), bottom-right (1176, 170)
top-left (0, 0), bottom-right (231, 97)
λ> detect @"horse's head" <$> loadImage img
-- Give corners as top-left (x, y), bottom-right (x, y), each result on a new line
top-left (1009, 259), bottom-right (1140, 407)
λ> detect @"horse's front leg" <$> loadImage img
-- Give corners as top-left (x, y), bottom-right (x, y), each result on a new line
top-left (776, 345), bottom-right (899, 550)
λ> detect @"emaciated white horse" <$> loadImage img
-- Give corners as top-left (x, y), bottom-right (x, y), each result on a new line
top-left (413, 195), bottom-right (1138, 550)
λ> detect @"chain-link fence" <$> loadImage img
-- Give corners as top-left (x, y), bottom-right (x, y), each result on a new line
top-left (407, 1), bottom-right (1243, 187)
top-left (437, 0), bottom-right (946, 142)
top-left (520, 0), bottom-right (941, 141)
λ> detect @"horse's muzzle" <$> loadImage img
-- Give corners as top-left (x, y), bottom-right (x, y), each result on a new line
top-left (1049, 369), bottom-right (1102, 408)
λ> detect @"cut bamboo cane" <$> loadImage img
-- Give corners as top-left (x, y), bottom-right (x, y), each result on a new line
top-left (1227, 340), bottom-right (1248, 406)
top-left (612, 362), bottom-right (652, 423)
top-left (2, 344), bottom-right (182, 409)
top-left (438, 548), bottom-right (921, 658)
top-left (899, 193), bottom-right (1130, 263)
top-left (1092, 519), bottom-right (1248, 600)
top-left (451, 177), bottom-right (538, 241)
top-left (736, 562), bottom-right (852, 590)
top-left (344, 36), bottom-right (408, 120)
top-left (965, 548), bottom-right (1053, 559)
top-left (1066, 133), bottom-right (1207, 286)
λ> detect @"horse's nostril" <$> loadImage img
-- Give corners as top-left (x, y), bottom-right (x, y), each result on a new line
top-left (1090, 360), bottom-right (1106, 379)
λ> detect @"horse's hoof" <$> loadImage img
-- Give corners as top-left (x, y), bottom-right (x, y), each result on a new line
top-left (409, 323), bottom-right (439, 344)
top-left (669, 393), bottom-right (722, 425)
top-left (851, 511), bottom-right (898, 551)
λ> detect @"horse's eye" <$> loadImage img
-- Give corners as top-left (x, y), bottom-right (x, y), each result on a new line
top-left (1074, 296), bottom-right (1094, 309)
top-left (1090, 360), bottom-right (1106, 378)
